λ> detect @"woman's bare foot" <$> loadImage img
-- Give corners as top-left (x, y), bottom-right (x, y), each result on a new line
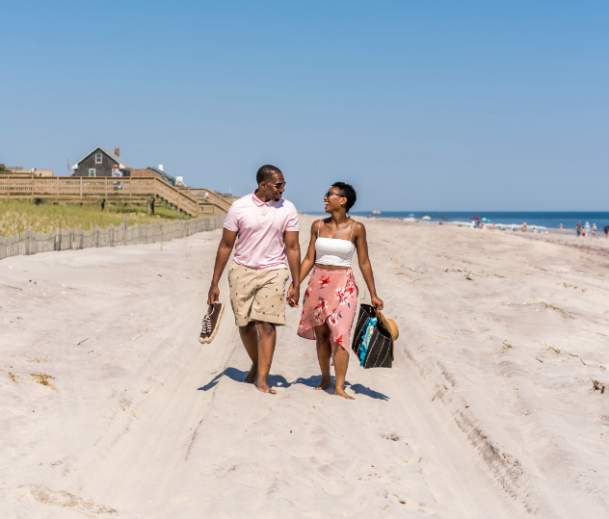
top-left (255, 383), bottom-right (276, 395)
top-left (335, 387), bottom-right (355, 400)
top-left (315, 375), bottom-right (331, 390)
top-left (244, 365), bottom-right (257, 383)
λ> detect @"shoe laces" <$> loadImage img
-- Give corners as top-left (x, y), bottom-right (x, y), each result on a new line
top-left (201, 307), bottom-right (215, 334)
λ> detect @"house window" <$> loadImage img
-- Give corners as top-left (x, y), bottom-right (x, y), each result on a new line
top-left (88, 168), bottom-right (96, 177)
top-left (95, 152), bottom-right (103, 164)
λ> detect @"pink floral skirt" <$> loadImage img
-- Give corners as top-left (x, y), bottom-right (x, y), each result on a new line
top-left (297, 266), bottom-right (359, 351)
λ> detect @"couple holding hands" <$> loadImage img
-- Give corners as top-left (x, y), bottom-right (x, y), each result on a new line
top-left (207, 164), bottom-right (383, 399)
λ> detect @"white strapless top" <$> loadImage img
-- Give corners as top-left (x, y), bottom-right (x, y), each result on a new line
top-left (315, 237), bottom-right (356, 267)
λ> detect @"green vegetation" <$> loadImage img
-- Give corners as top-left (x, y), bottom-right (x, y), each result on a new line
top-left (0, 200), bottom-right (189, 237)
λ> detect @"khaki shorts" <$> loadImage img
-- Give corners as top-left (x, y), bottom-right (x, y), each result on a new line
top-left (228, 262), bottom-right (290, 327)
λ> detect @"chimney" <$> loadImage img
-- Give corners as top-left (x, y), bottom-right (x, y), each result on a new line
top-left (114, 146), bottom-right (120, 158)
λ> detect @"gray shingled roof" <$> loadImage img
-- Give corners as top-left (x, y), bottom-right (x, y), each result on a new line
top-left (74, 147), bottom-right (128, 168)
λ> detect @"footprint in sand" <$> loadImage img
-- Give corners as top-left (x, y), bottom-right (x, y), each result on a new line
top-left (30, 372), bottom-right (56, 389)
top-left (382, 432), bottom-right (401, 441)
top-left (392, 494), bottom-right (436, 516)
top-left (25, 485), bottom-right (117, 515)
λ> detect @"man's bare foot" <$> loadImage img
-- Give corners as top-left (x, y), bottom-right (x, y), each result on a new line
top-left (244, 365), bottom-right (257, 384)
top-left (315, 376), bottom-right (331, 390)
top-left (335, 388), bottom-right (355, 400)
top-left (255, 383), bottom-right (276, 395)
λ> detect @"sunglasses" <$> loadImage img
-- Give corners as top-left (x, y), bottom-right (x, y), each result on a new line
top-left (325, 190), bottom-right (344, 198)
top-left (270, 181), bottom-right (286, 189)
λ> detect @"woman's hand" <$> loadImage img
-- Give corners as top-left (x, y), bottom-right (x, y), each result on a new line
top-left (371, 295), bottom-right (384, 310)
top-left (287, 282), bottom-right (300, 307)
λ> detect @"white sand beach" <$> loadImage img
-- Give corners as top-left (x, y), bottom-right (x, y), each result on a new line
top-left (2, 217), bottom-right (608, 518)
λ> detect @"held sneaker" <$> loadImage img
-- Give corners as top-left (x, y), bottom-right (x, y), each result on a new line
top-left (199, 303), bottom-right (224, 344)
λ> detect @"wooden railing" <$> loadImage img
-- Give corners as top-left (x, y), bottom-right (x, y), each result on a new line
top-left (181, 187), bottom-right (233, 212)
top-left (0, 176), bottom-right (228, 217)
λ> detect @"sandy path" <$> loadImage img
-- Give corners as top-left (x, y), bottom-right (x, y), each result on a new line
top-left (1, 218), bottom-right (607, 518)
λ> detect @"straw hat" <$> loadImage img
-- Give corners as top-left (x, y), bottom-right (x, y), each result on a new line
top-left (376, 310), bottom-right (399, 341)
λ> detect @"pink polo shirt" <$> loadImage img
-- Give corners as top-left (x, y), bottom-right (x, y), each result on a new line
top-left (223, 192), bottom-right (299, 270)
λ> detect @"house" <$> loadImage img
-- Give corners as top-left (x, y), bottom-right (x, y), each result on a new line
top-left (72, 147), bottom-right (129, 178)
top-left (10, 167), bottom-right (54, 177)
top-left (71, 147), bottom-right (185, 186)
top-left (0, 164), bottom-right (54, 177)
top-left (130, 165), bottom-right (178, 186)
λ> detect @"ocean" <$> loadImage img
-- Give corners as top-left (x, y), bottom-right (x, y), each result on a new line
top-left (350, 211), bottom-right (609, 230)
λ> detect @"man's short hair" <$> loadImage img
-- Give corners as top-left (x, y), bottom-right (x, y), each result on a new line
top-left (256, 164), bottom-right (282, 184)
top-left (332, 181), bottom-right (357, 212)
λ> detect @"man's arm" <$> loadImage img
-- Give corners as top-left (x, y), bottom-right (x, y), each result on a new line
top-left (207, 228), bottom-right (238, 305)
top-left (284, 230), bottom-right (301, 307)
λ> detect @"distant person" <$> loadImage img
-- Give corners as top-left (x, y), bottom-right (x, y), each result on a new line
top-left (604, 225), bottom-right (609, 238)
top-left (576, 222), bottom-right (582, 237)
top-left (297, 182), bottom-right (383, 400)
top-left (207, 165), bottom-right (300, 394)
top-left (584, 221), bottom-right (591, 237)
top-left (592, 223), bottom-right (598, 237)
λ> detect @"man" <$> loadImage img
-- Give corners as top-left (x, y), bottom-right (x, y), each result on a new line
top-left (207, 164), bottom-right (300, 394)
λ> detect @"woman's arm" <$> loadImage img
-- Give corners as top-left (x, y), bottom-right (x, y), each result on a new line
top-left (354, 222), bottom-right (384, 309)
top-left (299, 220), bottom-right (320, 283)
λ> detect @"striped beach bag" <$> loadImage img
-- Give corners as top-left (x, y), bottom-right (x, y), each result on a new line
top-left (351, 303), bottom-right (394, 368)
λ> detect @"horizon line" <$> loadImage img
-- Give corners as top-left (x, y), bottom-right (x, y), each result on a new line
top-left (302, 209), bottom-right (609, 214)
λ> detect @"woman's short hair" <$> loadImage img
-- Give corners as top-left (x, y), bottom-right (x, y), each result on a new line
top-left (256, 164), bottom-right (282, 184)
top-left (332, 181), bottom-right (356, 212)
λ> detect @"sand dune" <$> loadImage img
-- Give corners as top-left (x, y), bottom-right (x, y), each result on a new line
top-left (2, 217), bottom-right (608, 518)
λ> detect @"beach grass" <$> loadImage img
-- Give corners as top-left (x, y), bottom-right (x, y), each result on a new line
top-left (0, 200), bottom-right (189, 237)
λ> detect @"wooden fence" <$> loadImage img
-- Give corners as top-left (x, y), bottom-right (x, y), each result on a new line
top-left (0, 215), bottom-right (224, 260)
top-left (0, 176), bottom-right (221, 217)
top-left (180, 187), bottom-right (233, 213)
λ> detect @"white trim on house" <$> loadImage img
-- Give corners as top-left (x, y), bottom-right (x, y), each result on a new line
top-left (88, 168), bottom-right (96, 177)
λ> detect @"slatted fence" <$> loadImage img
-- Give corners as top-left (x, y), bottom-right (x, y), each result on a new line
top-left (0, 215), bottom-right (223, 260)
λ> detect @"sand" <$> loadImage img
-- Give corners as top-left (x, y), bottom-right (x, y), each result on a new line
top-left (1, 217), bottom-right (608, 518)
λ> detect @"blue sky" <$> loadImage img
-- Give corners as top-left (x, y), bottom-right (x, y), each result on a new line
top-left (1, 1), bottom-right (608, 211)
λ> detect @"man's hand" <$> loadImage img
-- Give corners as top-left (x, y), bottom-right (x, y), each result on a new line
top-left (287, 282), bottom-right (300, 307)
top-left (207, 283), bottom-right (220, 306)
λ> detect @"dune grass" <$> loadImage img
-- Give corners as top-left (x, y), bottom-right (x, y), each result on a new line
top-left (0, 200), bottom-right (189, 237)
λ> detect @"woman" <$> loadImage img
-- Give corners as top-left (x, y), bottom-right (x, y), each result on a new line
top-left (297, 182), bottom-right (383, 399)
